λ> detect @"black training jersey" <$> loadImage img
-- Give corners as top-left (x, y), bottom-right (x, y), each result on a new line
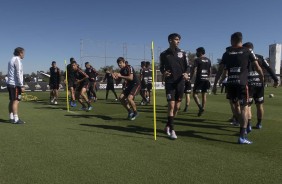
top-left (120, 65), bottom-right (139, 87)
top-left (160, 48), bottom-right (188, 83)
top-left (67, 64), bottom-right (76, 80)
top-left (221, 47), bottom-right (257, 85)
top-left (147, 67), bottom-right (152, 84)
top-left (104, 72), bottom-right (114, 85)
top-left (49, 67), bottom-right (61, 84)
top-left (75, 67), bottom-right (89, 83)
top-left (248, 54), bottom-right (278, 87)
top-left (85, 67), bottom-right (98, 82)
top-left (194, 57), bottom-right (211, 81)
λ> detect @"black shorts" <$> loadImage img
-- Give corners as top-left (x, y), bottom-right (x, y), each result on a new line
top-left (141, 81), bottom-right (147, 91)
top-left (147, 83), bottom-right (152, 92)
top-left (49, 83), bottom-right (60, 90)
top-left (165, 81), bottom-right (185, 102)
top-left (106, 83), bottom-right (115, 91)
top-left (8, 85), bottom-right (22, 101)
top-left (184, 81), bottom-right (192, 94)
top-left (226, 84), bottom-right (249, 106)
top-left (248, 85), bottom-right (264, 104)
top-left (68, 79), bottom-right (77, 89)
top-left (193, 80), bottom-right (210, 93)
top-left (123, 83), bottom-right (140, 97)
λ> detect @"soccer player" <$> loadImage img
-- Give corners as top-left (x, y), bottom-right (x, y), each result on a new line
top-left (7, 47), bottom-right (25, 124)
top-left (49, 61), bottom-right (61, 105)
top-left (213, 32), bottom-right (264, 144)
top-left (145, 61), bottom-right (153, 104)
top-left (102, 67), bottom-right (118, 101)
top-left (183, 73), bottom-right (191, 112)
top-left (191, 47), bottom-right (212, 116)
top-left (243, 42), bottom-right (279, 131)
top-left (72, 62), bottom-right (92, 111)
top-left (113, 57), bottom-right (140, 120)
top-left (139, 61), bottom-right (148, 105)
top-left (160, 33), bottom-right (189, 139)
top-left (67, 58), bottom-right (77, 107)
top-left (85, 62), bottom-right (98, 101)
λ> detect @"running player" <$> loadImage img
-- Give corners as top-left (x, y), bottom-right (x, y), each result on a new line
top-left (7, 47), bottom-right (25, 124)
top-left (213, 32), bottom-right (264, 144)
top-left (85, 62), bottom-right (98, 102)
top-left (191, 47), bottom-right (211, 116)
top-left (145, 61), bottom-right (153, 104)
top-left (113, 57), bottom-right (140, 120)
top-left (67, 58), bottom-right (77, 107)
top-left (243, 42), bottom-right (279, 131)
top-left (160, 33), bottom-right (189, 139)
top-left (49, 61), bottom-right (61, 105)
top-left (139, 61), bottom-right (148, 105)
top-left (72, 62), bottom-right (92, 111)
top-left (102, 67), bottom-right (118, 101)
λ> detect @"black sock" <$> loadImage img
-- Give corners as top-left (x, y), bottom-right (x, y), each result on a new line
top-left (257, 119), bottom-right (262, 124)
top-left (240, 127), bottom-right (246, 138)
top-left (167, 116), bottom-right (174, 130)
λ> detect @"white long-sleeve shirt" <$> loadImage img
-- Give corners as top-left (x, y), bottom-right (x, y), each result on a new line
top-left (7, 56), bottom-right (24, 87)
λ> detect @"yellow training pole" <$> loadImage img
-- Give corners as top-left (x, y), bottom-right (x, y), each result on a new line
top-left (151, 41), bottom-right (157, 140)
top-left (65, 60), bottom-right (70, 112)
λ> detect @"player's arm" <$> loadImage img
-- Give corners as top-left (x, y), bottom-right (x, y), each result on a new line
top-left (14, 59), bottom-right (24, 87)
top-left (118, 73), bottom-right (133, 81)
top-left (212, 63), bottom-right (224, 94)
top-left (182, 52), bottom-right (190, 80)
top-left (77, 69), bottom-right (89, 83)
top-left (261, 59), bottom-right (279, 87)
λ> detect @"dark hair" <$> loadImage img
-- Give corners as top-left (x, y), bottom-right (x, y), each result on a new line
top-left (231, 32), bottom-right (243, 44)
top-left (70, 57), bottom-right (76, 62)
top-left (70, 60), bottom-right (77, 65)
top-left (242, 42), bottom-right (254, 50)
top-left (141, 61), bottom-right (146, 66)
top-left (196, 47), bottom-right (205, 55)
top-left (85, 62), bottom-right (89, 66)
top-left (145, 61), bottom-right (150, 66)
top-left (168, 33), bottom-right (181, 41)
top-left (52, 61), bottom-right (56, 64)
top-left (117, 57), bottom-right (125, 64)
top-left (13, 47), bottom-right (24, 56)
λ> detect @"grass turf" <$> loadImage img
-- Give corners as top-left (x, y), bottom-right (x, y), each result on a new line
top-left (0, 88), bottom-right (282, 184)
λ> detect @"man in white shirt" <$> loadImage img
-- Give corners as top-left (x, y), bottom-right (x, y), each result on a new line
top-left (7, 47), bottom-right (25, 124)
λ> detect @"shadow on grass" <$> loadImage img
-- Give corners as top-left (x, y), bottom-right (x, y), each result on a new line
top-left (65, 114), bottom-right (126, 121)
top-left (0, 118), bottom-right (11, 123)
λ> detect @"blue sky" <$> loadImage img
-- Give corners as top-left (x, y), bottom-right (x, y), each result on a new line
top-left (0, 0), bottom-right (282, 74)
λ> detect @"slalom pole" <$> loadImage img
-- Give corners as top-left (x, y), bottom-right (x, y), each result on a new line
top-left (151, 41), bottom-right (157, 140)
top-left (65, 60), bottom-right (70, 112)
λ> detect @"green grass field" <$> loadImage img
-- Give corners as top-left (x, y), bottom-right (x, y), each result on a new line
top-left (0, 88), bottom-right (282, 184)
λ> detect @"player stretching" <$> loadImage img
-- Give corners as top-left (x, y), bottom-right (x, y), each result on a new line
top-left (243, 42), bottom-right (279, 131)
top-left (72, 62), bottom-right (92, 111)
top-left (49, 61), bottom-right (61, 105)
top-left (191, 47), bottom-right (211, 116)
top-left (213, 32), bottom-right (264, 144)
top-left (113, 57), bottom-right (140, 120)
top-left (160, 33), bottom-right (189, 139)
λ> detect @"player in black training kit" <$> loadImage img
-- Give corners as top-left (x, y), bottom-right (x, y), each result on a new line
top-left (49, 61), bottom-right (61, 105)
top-left (113, 57), bottom-right (140, 120)
top-left (139, 61), bottom-right (148, 105)
top-left (191, 47), bottom-right (211, 116)
top-left (67, 58), bottom-right (77, 107)
top-left (242, 42), bottom-right (279, 131)
top-left (72, 62), bottom-right (92, 111)
top-left (213, 32), bottom-right (264, 144)
top-left (85, 62), bottom-right (98, 102)
top-left (145, 61), bottom-right (153, 104)
top-left (160, 33), bottom-right (189, 139)
top-left (183, 64), bottom-right (192, 112)
top-left (102, 67), bottom-right (118, 101)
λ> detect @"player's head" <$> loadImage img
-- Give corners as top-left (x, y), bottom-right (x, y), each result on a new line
top-left (196, 47), bottom-right (205, 57)
top-left (168, 33), bottom-right (181, 47)
top-left (230, 32), bottom-right (243, 46)
top-left (85, 62), bottom-right (91, 68)
top-left (141, 61), bottom-right (146, 67)
top-left (125, 61), bottom-right (128, 65)
top-left (117, 57), bottom-right (126, 68)
top-left (51, 61), bottom-right (56, 67)
top-left (145, 61), bottom-right (150, 67)
top-left (242, 42), bottom-right (254, 50)
top-left (14, 47), bottom-right (25, 59)
top-left (72, 62), bottom-right (78, 71)
top-left (70, 57), bottom-right (76, 63)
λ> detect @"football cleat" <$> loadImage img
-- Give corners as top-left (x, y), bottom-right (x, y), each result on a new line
top-left (238, 137), bottom-right (253, 144)
top-left (170, 130), bottom-right (177, 140)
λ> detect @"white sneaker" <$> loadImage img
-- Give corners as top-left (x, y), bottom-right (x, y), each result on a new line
top-left (164, 126), bottom-right (171, 136)
top-left (54, 101), bottom-right (58, 105)
top-left (170, 130), bottom-right (177, 139)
